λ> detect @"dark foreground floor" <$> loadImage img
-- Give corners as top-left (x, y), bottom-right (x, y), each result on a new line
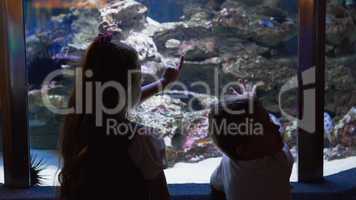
top-left (0, 168), bottom-right (355, 200)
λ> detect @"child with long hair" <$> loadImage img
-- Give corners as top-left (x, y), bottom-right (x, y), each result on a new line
top-left (59, 32), bottom-right (184, 200)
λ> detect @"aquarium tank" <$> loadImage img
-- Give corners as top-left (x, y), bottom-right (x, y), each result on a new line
top-left (20, 0), bottom-right (356, 185)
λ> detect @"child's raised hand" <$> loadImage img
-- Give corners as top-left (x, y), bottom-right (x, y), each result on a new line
top-left (162, 56), bottom-right (184, 85)
top-left (230, 80), bottom-right (264, 99)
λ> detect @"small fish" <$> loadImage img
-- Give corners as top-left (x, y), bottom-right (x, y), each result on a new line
top-left (52, 54), bottom-right (81, 62)
top-left (324, 112), bottom-right (334, 142)
top-left (259, 19), bottom-right (274, 28)
top-left (29, 119), bottom-right (46, 127)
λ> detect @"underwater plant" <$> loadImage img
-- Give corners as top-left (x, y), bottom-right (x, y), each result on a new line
top-left (30, 155), bottom-right (47, 186)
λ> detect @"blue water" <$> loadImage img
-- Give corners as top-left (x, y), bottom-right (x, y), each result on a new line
top-left (139, 0), bottom-right (297, 22)
top-left (25, 0), bottom-right (183, 33)
top-left (25, 1), bottom-right (69, 34)
top-left (24, 0), bottom-right (298, 88)
top-left (137, 0), bottom-right (184, 22)
top-left (279, 0), bottom-right (298, 15)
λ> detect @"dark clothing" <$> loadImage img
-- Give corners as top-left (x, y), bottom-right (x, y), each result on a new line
top-left (77, 116), bottom-right (149, 200)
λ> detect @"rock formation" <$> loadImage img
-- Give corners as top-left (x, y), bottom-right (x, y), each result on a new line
top-left (26, 0), bottom-right (355, 164)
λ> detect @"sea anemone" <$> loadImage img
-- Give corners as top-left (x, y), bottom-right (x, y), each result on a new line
top-left (30, 155), bottom-right (47, 186)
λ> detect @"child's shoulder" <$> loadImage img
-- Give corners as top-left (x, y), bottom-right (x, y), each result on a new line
top-left (128, 121), bottom-right (159, 138)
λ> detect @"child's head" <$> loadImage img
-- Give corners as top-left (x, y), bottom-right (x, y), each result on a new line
top-left (209, 98), bottom-right (280, 159)
top-left (59, 35), bottom-right (142, 199)
top-left (79, 34), bottom-right (142, 116)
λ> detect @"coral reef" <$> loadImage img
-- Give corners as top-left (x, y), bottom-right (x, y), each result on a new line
top-left (26, 0), bottom-right (355, 165)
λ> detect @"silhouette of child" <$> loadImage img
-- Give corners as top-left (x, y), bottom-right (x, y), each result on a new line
top-left (59, 32), bottom-right (184, 200)
top-left (209, 82), bottom-right (294, 200)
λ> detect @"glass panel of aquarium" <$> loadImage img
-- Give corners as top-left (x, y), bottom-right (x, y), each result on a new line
top-left (25, 0), bottom-right (299, 185)
top-left (323, 0), bottom-right (356, 176)
top-left (0, 113), bottom-right (3, 184)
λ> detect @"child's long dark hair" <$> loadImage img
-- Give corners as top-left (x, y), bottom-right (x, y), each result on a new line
top-left (58, 37), bottom-right (141, 200)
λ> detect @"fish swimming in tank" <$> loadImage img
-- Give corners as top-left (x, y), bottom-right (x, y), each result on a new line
top-left (324, 112), bottom-right (335, 146)
top-left (259, 18), bottom-right (275, 28)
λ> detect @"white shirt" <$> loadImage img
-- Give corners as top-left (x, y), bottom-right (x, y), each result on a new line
top-left (211, 144), bottom-right (294, 200)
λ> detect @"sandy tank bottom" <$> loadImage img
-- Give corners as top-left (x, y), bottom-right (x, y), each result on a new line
top-left (1, 149), bottom-right (356, 186)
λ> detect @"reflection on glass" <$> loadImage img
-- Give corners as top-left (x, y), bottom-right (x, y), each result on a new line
top-left (25, 0), bottom-right (299, 185)
top-left (323, 0), bottom-right (356, 176)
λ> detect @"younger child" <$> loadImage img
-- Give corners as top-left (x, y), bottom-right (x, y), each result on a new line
top-left (209, 84), bottom-right (294, 200)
